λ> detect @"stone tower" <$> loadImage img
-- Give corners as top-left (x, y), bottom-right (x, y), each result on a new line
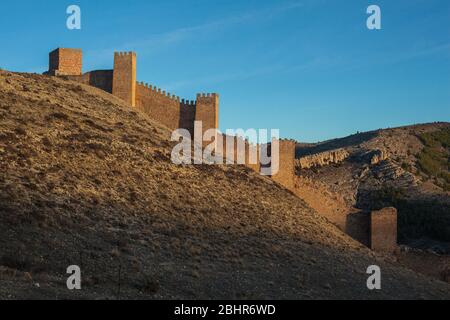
top-left (112, 52), bottom-right (137, 107)
top-left (48, 48), bottom-right (82, 76)
top-left (371, 207), bottom-right (398, 252)
top-left (268, 139), bottom-right (296, 191)
top-left (195, 93), bottom-right (219, 148)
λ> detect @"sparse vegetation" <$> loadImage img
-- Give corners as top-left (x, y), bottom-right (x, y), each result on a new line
top-left (401, 162), bottom-right (410, 171)
top-left (138, 273), bottom-right (160, 294)
top-left (368, 187), bottom-right (450, 242)
top-left (0, 255), bottom-right (32, 272)
top-left (417, 128), bottom-right (450, 191)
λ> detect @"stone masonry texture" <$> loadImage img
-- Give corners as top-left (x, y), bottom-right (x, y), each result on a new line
top-left (371, 207), bottom-right (398, 252)
top-left (49, 48), bottom-right (82, 76)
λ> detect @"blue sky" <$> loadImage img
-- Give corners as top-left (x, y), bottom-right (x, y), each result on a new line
top-left (1, 0), bottom-right (449, 142)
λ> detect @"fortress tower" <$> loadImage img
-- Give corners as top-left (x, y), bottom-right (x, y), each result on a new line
top-left (113, 52), bottom-right (137, 107)
top-left (196, 93), bottom-right (219, 148)
top-left (371, 208), bottom-right (398, 252)
top-left (268, 139), bottom-right (296, 191)
top-left (48, 48), bottom-right (82, 76)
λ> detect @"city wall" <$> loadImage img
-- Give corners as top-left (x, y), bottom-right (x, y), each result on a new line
top-left (45, 47), bottom-right (397, 253)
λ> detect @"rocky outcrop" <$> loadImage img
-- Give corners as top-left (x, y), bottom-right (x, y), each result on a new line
top-left (370, 160), bottom-right (419, 187)
top-left (351, 149), bottom-right (389, 165)
top-left (297, 149), bottom-right (349, 169)
top-left (370, 149), bottom-right (388, 165)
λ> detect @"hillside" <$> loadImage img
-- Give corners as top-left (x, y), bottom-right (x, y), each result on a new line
top-left (0, 70), bottom-right (449, 299)
top-left (295, 123), bottom-right (450, 250)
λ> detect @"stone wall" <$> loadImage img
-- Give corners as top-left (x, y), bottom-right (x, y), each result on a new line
top-left (135, 82), bottom-right (185, 132)
top-left (245, 142), bottom-right (261, 173)
top-left (179, 100), bottom-right (197, 137)
top-left (218, 135), bottom-right (260, 172)
top-left (64, 70), bottom-right (113, 93)
top-left (44, 46), bottom-right (402, 254)
top-left (270, 140), bottom-right (296, 191)
top-left (346, 212), bottom-right (371, 247)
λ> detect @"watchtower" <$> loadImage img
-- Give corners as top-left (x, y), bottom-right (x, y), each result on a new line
top-left (267, 139), bottom-right (296, 191)
top-left (48, 48), bottom-right (82, 76)
top-left (112, 52), bottom-right (137, 107)
top-left (195, 93), bottom-right (219, 148)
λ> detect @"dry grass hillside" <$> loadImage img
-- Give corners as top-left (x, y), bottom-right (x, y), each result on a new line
top-left (0, 71), bottom-right (449, 299)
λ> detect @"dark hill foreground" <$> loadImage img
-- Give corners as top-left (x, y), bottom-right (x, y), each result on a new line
top-left (0, 71), bottom-right (449, 299)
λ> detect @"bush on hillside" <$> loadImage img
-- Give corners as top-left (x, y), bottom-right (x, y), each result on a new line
top-left (417, 127), bottom-right (450, 191)
top-left (368, 187), bottom-right (450, 242)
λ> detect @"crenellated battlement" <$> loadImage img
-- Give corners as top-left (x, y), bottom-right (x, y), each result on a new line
top-left (114, 51), bottom-right (136, 57)
top-left (180, 99), bottom-right (196, 107)
top-left (196, 93), bottom-right (219, 100)
top-left (136, 81), bottom-right (183, 103)
top-left (278, 138), bottom-right (297, 143)
top-left (135, 81), bottom-right (199, 108)
top-left (135, 82), bottom-right (222, 109)
top-left (276, 139), bottom-right (297, 149)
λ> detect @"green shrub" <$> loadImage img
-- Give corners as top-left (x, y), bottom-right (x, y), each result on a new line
top-left (417, 127), bottom-right (450, 191)
top-left (401, 162), bottom-right (410, 171)
top-left (367, 187), bottom-right (450, 242)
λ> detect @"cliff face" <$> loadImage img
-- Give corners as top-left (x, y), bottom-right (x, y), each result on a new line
top-left (296, 149), bottom-right (349, 169)
top-left (1, 71), bottom-right (449, 299)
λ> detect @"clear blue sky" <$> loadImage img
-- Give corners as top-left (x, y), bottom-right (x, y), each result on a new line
top-left (1, 0), bottom-right (449, 142)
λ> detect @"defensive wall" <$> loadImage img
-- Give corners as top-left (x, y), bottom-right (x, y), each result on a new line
top-left (44, 47), bottom-right (397, 253)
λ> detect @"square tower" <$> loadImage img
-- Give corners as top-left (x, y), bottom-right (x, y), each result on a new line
top-left (371, 207), bottom-right (398, 252)
top-left (113, 52), bottom-right (137, 107)
top-left (48, 48), bottom-right (82, 76)
top-left (266, 139), bottom-right (296, 191)
top-left (195, 93), bottom-right (219, 148)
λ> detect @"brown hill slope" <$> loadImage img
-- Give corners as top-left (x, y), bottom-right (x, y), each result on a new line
top-left (0, 71), bottom-right (449, 299)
